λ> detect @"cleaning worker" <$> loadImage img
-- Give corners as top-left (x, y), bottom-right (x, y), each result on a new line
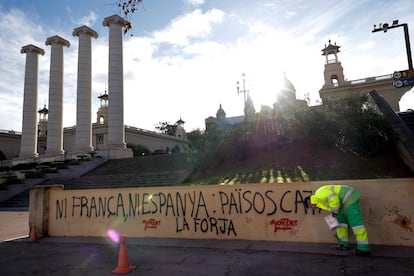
top-left (304, 185), bottom-right (371, 256)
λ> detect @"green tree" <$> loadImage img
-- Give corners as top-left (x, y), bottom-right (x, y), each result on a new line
top-left (186, 126), bottom-right (227, 171)
top-left (324, 93), bottom-right (391, 156)
top-left (185, 129), bottom-right (206, 171)
top-left (271, 93), bottom-right (392, 157)
top-left (155, 121), bottom-right (176, 136)
top-left (115, 0), bottom-right (144, 33)
top-left (127, 144), bottom-right (151, 157)
top-left (258, 105), bottom-right (273, 119)
top-left (293, 106), bottom-right (336, 146)
top-left (244, 94), bottom-right (256, 122)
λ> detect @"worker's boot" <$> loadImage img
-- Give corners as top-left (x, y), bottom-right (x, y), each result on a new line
top-left (352, 249), bottom-right (370, 256)
top-left (335, 244), bottom-right (350, 250)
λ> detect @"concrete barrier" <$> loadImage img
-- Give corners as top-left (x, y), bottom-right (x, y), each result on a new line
top-left (29, 178), bottom-right (414, 246)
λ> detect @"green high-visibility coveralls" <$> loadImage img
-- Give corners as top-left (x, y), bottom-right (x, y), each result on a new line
top-left (310, 185), bottom-right (370, 252)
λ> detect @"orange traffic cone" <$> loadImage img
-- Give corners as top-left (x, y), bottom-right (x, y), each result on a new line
top-left (112, 234), bottom-right (136, 274)
top-left (28, 224), bottom-right (40, 242)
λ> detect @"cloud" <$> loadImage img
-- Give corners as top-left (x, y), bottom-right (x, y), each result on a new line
top-left (152, 9), bottom-right (224, 46)
top-left (1, 0), bottom-right (413, 134)
top-left (106, 5), bottom-right (331, 131)
top-left (184, 0), bottom-right (205, 6)
top-left (0, 8), bottom-right (48, 130)
top-left (77, 11), bottom-right (98, 26)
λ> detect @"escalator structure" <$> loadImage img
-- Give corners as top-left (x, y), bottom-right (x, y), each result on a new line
top-left (369, 90), bottom-right (414, 171)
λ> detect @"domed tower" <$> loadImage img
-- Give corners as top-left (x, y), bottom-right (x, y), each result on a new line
top-left (37, 104), bottom-right (48, 138)
top-left (96, 89), bottom-right (108, 125)
top-left (216, 104), bottom-right (226, 122)
top-left (321, 40), bottom-right (348, 88)
top-left (37, 104), bottom-right (48, 154)
top-left (244, 93), bottom-right (256, 121)
top-left (277, 73), bottom-right (297, 111)
top-left (175, 117), bottom-right (187, 139)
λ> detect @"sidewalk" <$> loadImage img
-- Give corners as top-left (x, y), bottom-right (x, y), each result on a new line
top-left (1, 211), bottom-right (413, 275)
top-left (0, 236), bottom-right (413, 275)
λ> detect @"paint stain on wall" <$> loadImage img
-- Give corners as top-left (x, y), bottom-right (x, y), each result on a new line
top-left (393, 214), bottom-right (412, 232)
top-left (385, 206), bottom-right (412, 232)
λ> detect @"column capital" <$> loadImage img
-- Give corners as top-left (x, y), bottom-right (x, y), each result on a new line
top-left (103, 14), bottom-right (127, 27)
top-left (21, 44), bottom-right (45, 55)
top-left (45, 35), bottom-right (70, 48)
top-left (72, 25), bottom-right (99, 39)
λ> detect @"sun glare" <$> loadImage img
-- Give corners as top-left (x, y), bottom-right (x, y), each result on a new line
top-left (399, 89), bottom-right (414, 111)
top-left (107, 229), bottom-right (120, 243)
top-left (249, 71), bottom-right (284, 111)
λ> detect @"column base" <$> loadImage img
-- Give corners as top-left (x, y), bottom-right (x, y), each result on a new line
top-left (12, 156), bottom-right (40, 165)
top-left (71, 147), bottom-right (95, 158)
top-left (97, 148), bottom-right (133, 159)
top-left (44, 149), bottom-right (65, 156)
top-left (18, 152), bottom-right (39, 159)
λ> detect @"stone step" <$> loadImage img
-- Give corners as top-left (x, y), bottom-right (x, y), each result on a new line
top-left (88, 154), bottom-right (189, 175)
top-left (49, 171), bottom-right (188, 189)
top-left (0, 189), bottom-right (30, 209)
top-left (0, 154), bottom-right (192, 209)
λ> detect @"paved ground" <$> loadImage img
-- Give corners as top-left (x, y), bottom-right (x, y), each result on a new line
top-left (1, 211), bottom-right (413, 275)
top-left (0, 211), bottom-right (29, 241)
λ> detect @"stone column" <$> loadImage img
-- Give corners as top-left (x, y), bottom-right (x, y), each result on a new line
top-left (45, 36), bottom-right (70, 158)
top-left (102, 14), bottom-right (132, 159)
top-left (72, 26), bottom-right (98, 154)
top-left (19, 45), bottom-right (45, 159)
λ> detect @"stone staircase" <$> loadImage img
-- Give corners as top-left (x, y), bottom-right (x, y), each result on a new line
top-left (0, 189), bottom-right (30, 210)
top-left (43, 170), bottom-right (187, 189)
top-left (0, 153), bottom-right (192, 210)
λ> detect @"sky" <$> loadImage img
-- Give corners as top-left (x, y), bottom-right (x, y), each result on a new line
top-left (0, 0), bottom-right (413, 133)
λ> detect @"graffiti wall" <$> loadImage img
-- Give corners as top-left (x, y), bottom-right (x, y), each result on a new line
top-left (45, 179), bottom-right (414, 246)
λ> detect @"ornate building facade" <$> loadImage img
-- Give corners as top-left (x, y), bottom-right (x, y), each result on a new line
top-left (319, 40), bottom-right (411, 111)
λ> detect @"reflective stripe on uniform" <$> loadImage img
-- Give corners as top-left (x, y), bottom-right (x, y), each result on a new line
top-left (351, 225), bottom-right (366, 231)
top-left (327, 193), bottom-right (336, 201)
top-left (342, 188), bottom-right (354, 204)
top-left (336, 224), bottom-right (348, 240)
top-left (327, 186), bottom-right (340, 213)
top-left (356, 240), bottom-right (369, 245)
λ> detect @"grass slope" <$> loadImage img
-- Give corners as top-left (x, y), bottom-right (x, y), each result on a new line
top-left (184, 140), bottom-right (413, 185)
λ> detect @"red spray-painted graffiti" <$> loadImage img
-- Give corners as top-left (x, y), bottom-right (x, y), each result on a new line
top-left (270, 218), bottom-right (298, 232)
top-left (143, 218), bottom-right (161, 230)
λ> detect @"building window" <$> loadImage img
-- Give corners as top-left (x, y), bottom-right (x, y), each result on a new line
top-left (97, 134), bottom-right (104, 144)
top-left (331, 75), bottom-right (339, 87)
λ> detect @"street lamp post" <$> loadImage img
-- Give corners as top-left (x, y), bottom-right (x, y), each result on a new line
top-left (372, 20), bottom-right (413, 70)
top-left (237, 73), bottom-right (249, 108)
